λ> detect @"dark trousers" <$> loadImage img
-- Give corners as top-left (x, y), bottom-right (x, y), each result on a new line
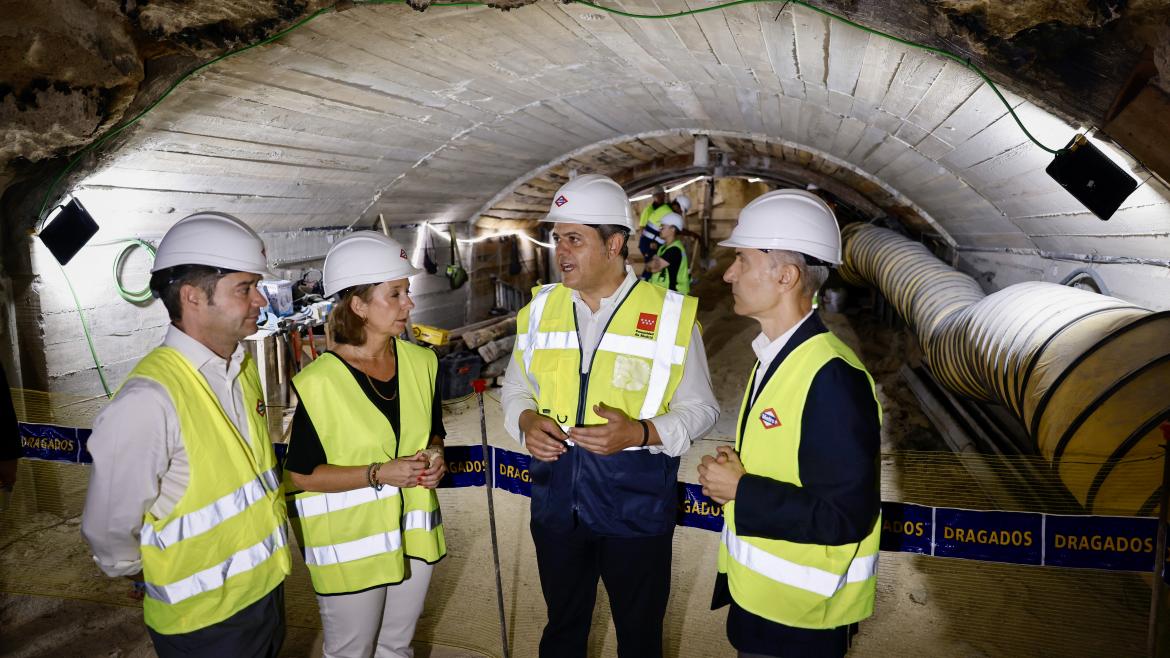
top-left (148, 584), bottom-right (285, 658)
top-left (531, 521), bottom-right (674, 658)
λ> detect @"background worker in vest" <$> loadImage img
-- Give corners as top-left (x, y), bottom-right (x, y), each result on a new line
top-left (697, 190), bottom-right (882, 658)
top-left (637, 184), bottom-right (671, 272)
top-left (501, 174), bottom-right (719, 658)
top-left (283, 232), bottom-right (447, 658)
top-left (81, 212), bottom-right (291, 658)
top-left (645, 212), bottom-right (690, 295)
top-left (639, 192), bottom-right (693, 281)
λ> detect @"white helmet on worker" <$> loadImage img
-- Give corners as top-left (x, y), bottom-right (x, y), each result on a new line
top-left (151, 212), bottom-right (272, 275)
top-left (322, 231), bottom-right (421, 297)
top-left (719, 189), bottom-right (842, 265)
top-left (659, 212), bottom-right (684, 231)
top-left (674, 195), bottom-right (692, 214)
top-left (545, 174), bottom-right (636, 230)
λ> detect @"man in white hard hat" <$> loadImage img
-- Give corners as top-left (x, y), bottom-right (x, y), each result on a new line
top-left (501, 174), bottom-right (718, 658)
top-left (697, 190), bottom-right (881, 658)
top-left (82, 212), bottom-right (291, 657)
top-left (645, 212), bottom-right (691, 295)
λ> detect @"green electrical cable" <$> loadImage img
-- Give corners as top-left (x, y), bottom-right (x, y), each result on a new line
top-left (57, 262), bottom-right (113, 398)
top-left (112, 239), bottom-right (158, 303)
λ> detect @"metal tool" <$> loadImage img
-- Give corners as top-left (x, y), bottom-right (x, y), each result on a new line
top-left (472, 378), bottom-right (510, 658)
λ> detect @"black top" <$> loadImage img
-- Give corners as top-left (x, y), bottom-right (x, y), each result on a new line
top-left (283, 348), bottom-right (446, 476)
top-left (660, 244), bottom-right (683, 291)
top-left (712, 313), bottom-right (881, 657)
top-left (0, 365), bottom-right (19, 461)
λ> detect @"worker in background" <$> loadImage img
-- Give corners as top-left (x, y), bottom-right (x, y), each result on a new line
top-left (501, 174), bottom-right (719, 658)
top-left (638, 185), bottom-right (672, 277)
top-left (283, 232), bottom-right (447, 658)
top-left (81, 212), bottom-right (290, 657)
top-left (698, 190), bottom-right (881, 658)
top-left (645, 212), bottom-right (690, 295)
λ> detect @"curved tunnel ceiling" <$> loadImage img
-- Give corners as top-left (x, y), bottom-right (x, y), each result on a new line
top-left (67, 2), bottom-right (1170, 261)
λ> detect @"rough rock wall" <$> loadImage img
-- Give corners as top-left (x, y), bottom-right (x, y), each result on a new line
top-left (0, 0), bottom-right (330, 236)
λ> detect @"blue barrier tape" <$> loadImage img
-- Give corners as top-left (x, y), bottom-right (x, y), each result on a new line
top-left (21, 424), bottom-right (1168, 578)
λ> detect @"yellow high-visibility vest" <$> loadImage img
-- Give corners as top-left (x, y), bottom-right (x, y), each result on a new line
top-left (650, 239), bottom-right (691, 295)
top-left (515, 281), bottom-right (697, 429)
top-left (132, 347), bottom-right (290, 635)
top-left (287, 341), bottom-right (445, 595)
top-left (718, 333), bottom-right (882, 629)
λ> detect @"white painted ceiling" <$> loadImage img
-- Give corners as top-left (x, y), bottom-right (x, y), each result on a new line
top-left (69, 2), bottom-right (1169, 258)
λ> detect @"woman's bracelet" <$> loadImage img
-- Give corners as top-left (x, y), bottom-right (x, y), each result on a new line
top-left (367, 462), bottom-right (384, 491)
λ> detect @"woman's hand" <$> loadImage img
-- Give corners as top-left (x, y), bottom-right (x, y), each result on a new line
top-left (417, 447), bottom-right (447, 489)
top-left (377, 455), bottom-right (427, 488)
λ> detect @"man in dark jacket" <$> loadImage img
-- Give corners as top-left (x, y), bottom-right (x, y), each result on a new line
top-left (699, 189), bottom-right (881, 658)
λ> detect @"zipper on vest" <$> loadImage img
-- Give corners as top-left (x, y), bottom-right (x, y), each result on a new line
top-left (568, 283), bottom-right (637, 517)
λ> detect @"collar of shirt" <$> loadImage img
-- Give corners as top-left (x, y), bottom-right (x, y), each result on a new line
top-left (163, 325), bottom-right (245, 383)
top-left (749, 309), bottom-right (814, 396)
top-left (569, 268), bottom-right (637, 318)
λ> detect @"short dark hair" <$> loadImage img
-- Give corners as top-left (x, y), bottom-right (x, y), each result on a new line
top-left (149, 265), bottom-right (229, 322)
top-left (594, 224), bottom-right (630, 259)
top-left (329, 284), bottom-right (377, 345)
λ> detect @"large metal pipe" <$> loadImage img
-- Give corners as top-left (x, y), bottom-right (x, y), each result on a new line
top-left (840, 224), bottom-right (1170, 515)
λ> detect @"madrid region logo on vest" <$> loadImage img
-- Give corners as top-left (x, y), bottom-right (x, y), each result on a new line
top-left (635, 312), bottom-right (658, 339)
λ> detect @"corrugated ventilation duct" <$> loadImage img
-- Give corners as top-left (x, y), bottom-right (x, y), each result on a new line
top-left (839, 224), bottom-right (1170, 516)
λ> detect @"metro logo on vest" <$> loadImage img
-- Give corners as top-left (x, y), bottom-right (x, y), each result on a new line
top-left (636, 312), bottom-right (658, 338)
top-left (256, 400), bottom-right (266, 417)
top-left (759, 407), bottom-right (780, 429)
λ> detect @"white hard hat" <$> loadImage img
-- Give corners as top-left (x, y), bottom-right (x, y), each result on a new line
top-left (674, 195), bottom-right (692, 214)
top-left (719, 189), bottom-right (842, 265)
top-left (545, 174), bottom-right (635, 230)
top-left (151, 212), bottom-right (271, 275)
top-left (323, 231), bottom-right (421, 297)
top-left (659, 212), bottom-right (684, 231)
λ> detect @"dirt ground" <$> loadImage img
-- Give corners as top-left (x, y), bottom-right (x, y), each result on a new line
top-left (0, 267), bottom-right (1151, 657)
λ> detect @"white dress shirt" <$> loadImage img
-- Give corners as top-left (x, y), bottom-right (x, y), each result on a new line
top-left (81, 326), bottom-right (255, 577)
top-left (748, 310), bottom-right (815, 404)
top-left (501, 271), bottom-right (718, 457)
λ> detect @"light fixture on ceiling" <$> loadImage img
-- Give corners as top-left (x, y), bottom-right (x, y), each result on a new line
top-left (1045, 134), bottom-right (1138, 221)
top-left (37, 197), bottom-right (99, 265)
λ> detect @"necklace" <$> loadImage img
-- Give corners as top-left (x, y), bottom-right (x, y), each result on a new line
top-left (365, 371), bottom-right (397, 401)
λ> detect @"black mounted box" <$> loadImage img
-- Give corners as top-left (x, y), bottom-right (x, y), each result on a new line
top-left (1045, 134), bottom-right (1138, 221)
top-left (38, 197), bottom-right (99, 265)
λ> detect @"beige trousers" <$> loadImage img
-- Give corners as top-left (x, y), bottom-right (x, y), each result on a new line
top-left (317, 560), bottom-right (434, 658)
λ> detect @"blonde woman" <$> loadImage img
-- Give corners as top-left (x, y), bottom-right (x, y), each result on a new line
top-left (284, 232), bottom-right (446, 658)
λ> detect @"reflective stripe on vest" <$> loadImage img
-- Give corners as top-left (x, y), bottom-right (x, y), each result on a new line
top-left (722, 525), bottom-right (878, 598)
top-left (404, 508), bottom-right (443, 532)
top-left (292, 484), bottom-right (402, 519)
top-left (145, 525), bottom-right (287, 605)
top-left (304, 529), bottom-right (402, 567)
top-left (141, 468), bottom-right (280, 551)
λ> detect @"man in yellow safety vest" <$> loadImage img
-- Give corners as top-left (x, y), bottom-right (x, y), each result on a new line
top-left (501, 173), bottom-right (718, 658)
top-left (82, 212), bottom-right (290, 657)
top-left (698, 189), bottom-right (882, 658)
